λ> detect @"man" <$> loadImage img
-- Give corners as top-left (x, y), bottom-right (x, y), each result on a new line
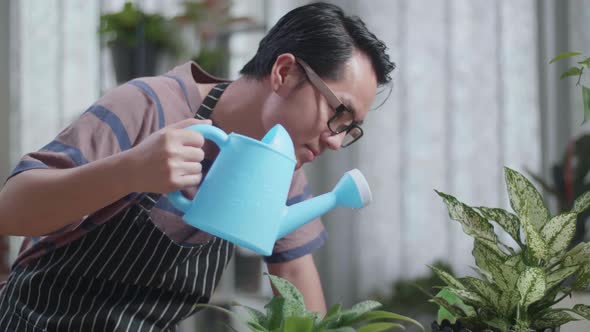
top-left (0, 2), bottom-right (394, 331)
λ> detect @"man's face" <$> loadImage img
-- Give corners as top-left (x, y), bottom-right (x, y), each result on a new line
top-left (262, 51), bottom-right (378, 169)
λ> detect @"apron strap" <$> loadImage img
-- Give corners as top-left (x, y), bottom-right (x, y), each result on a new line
top-left (195, 82), bottom-right (230, 120)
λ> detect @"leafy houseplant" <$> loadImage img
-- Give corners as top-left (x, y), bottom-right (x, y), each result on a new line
top-left (99, 2), bottom-right (179, 83)
top-left (373, 261), bottom-right (455, 331)
top-left (549, 51), bottom-right (590, 123)
top-left (430, 167), bottom-right (590, 332)
top-left (196, 274), bottom-right (424, 332)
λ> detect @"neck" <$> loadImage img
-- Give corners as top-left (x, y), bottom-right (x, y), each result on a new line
top-left (206, 77), bottom-right (270, 139)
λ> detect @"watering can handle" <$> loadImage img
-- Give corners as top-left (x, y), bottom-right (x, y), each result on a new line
top-left (167, 124), bottom-right (229, 213)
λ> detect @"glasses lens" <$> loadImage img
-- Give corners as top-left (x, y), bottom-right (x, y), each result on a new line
top-left (342, 126), bottom-right (363, 147)
top-left (328, 110), bottom-right (355, 134)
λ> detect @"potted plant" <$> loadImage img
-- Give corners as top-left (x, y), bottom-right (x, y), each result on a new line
top-left (429, 167), bottom-right (590, 332)
top-left (196, 274), bottom-right (424, 332)
top-left (174, 0), bottom-right (261, 77)
top-left (99, 2), bottom-right (179, 83)
top-left (372, 260), bottom-right (455, 331)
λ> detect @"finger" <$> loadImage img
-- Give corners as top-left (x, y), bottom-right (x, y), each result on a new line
top-left (168, 118), bottom-right (212, 130)
top-left (177, 161), bottom-right (203, 176)
top-left (175, 130), bottom-right (206, 147)
top-left (175, 174), bottom-right (203, 188)
top-left (177, 147), bottom-right (205, 162)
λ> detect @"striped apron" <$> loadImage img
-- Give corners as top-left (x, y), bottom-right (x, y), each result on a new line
top-left (0, 82), bottom-right (235, 331)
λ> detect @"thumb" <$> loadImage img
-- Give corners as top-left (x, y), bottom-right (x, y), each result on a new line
top-left (168, 118), bottom-right (213, 130)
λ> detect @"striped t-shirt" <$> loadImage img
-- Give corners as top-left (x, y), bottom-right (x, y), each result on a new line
top-left (6, 61), bottom-right (327, 273)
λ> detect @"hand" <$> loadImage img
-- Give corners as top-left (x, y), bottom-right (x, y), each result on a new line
top-left (124, 118), bottom-right (212, 193)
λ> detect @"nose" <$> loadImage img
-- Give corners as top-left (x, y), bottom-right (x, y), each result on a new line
top-left (321, 131), bottom-right (346, 150)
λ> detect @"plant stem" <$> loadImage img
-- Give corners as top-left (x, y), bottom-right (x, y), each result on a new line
top-left (577, 67), bottom-right (584, 87)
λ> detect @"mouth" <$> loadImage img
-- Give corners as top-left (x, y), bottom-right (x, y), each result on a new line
top-left (303, 145), bottom-right (318, 162)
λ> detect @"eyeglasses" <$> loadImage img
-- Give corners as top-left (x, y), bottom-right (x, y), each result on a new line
top-left (296, 58), bottom-right (364, 148)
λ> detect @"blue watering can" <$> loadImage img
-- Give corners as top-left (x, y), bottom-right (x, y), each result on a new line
top-left (167, 124), bottom-right (372, 256)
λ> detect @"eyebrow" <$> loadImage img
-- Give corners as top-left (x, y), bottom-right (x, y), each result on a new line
top-left (340, 97), bottom-right (364, 125)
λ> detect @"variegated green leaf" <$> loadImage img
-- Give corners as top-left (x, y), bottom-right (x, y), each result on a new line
top-left (521, 205), bottom-right (549, 261)
top-left (505, 167), bottom-right (550, 232)
top-left (573, 264), bottom-right (590, 289)
top-left (505, 253), bottom-right (526, 273)
top-left (267, 274), bottom-right (305, 309)
top-left (339, 300), bottom-right (382, 324)
top-left (541, 213), bottom-right (577, 255)
top-left (573, 304), bottom-right (590, 320)
top-left (476, 206), bottom-right (521, 243)
top-left (430, 265), bottom-right (466, 290)
top-left (532, 310), bottom-right (578, 330)
top-left (513, 319), bottom-right (531, 332)
top-left (573, 191), bottom-right (590, 213)
top-left (483, 318), bottom-right (511, 331)
top-left (563, 243), bottom-right (590, 268)
top-left (517, 267), bottom-right (546, 307)
top-left (546, 266), bottom-right (579, 290)
top-left (473, 239), bottom-right (509, 276)
top-left (493, 263), bottom-right (521, 291)
top-left (461, 277), bottom-right (500, 308)
top-left (436, 191), bottom-right (497, 242)
top-left (497, 288), bottom-right (519, 317)
top-left (447, 288), bottom-right (487, 308)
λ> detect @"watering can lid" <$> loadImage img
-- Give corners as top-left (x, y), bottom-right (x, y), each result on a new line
top-left (261, 124), bottom-right (295, 159)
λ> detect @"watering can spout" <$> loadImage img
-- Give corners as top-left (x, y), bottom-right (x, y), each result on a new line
top-left (277, 169), bottom-right (372, 239)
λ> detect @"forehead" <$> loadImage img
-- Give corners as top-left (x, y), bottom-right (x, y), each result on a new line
top-left (326, 51), bottom-right (378, 119)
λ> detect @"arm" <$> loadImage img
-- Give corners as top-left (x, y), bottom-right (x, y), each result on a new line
top-left (0, 118), bottom-right (210, 236)
top-left (267, 253), bottom-right (327, 315)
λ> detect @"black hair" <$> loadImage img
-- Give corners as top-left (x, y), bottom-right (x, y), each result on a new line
top-left (240, 2), bottom-right (395, 86)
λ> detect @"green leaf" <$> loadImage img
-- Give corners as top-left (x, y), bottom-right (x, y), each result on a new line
top-left (549, 51), bottom-right (582, 64)
top-left (472, 239), bottom-right (509, 279)
top-left (350, 310), bottom-right (424, 331)
top-left (517, 267), bottom-right (546, 307)
top-left (560, 66), bottom-right (583, 80)
top-left (521, 206), bottom-right (549, 261)
top-left (283, 316), bottom-right (314, 332)
top-left (541, 213), bottom-right (577, 255)
top-left (583, 85), bottom-right (590, 124)
top-left (429, 265), bottom-right (466, 290)
top-left (325, 304), bottom-right (342, 319)
top-left (546, 266), bottom-right (579, 290)
top-left (578, 57), bottom-right (590, 67)
top-left (356, 322), bottom-right (404, 332)
top-left (461, 277), bottom-right (500, 308)
top-left (339, 300), bottom-right (382, 324)
top-left (433, 288), bottom-right (475, 323)
top-left (475, 207), bottom-right (521, 243)
top-left (513, 318), bottom-right (531, 332)
top-left (483, 318), bottom-right (511, 331)
top-left (572, 304), bottom-right (590, 320)
top-left (573, 191), bottom-right (590, 213)
top-left (435, 191), bottom-right (497, 242)
top-left (267, 274), bottom-right (306, 311)
top-left (572, 264), bottom-right (590, 289)
top-left (497, 288), bottom-right (519, 317)
top-left (446, 288), bottom-right (487, 308)
top-left (265, 297), bottom-right (286, 330)
top-left (505, 167), bottom-right (550, 232)
top-left (320, 328), bottom-right (355, 332)
top-left (532, 309), bottom-right (578, 330)
top-left (563, 242), bottom-right (590, 267)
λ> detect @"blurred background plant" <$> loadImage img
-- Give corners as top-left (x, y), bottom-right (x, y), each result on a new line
top-left (99, 0), bottom-right (261, 83)
top-left (99, 1), bottom-right (181, 83)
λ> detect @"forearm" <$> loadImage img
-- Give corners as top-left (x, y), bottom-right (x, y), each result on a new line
top-left (267, 254), bottom-right (327, 315)
top-left (0, 151), bottom-right (135, 236)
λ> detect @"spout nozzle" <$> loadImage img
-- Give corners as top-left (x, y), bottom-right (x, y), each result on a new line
top-left (333, 169), bottom-right (372, 208)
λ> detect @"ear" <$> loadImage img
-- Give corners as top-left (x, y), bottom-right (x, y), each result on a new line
top-left (269, 53), bottom-right (304, 93)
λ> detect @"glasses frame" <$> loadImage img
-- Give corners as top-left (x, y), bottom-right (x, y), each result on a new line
top-left (296, 58), bottom-right (364, 147)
